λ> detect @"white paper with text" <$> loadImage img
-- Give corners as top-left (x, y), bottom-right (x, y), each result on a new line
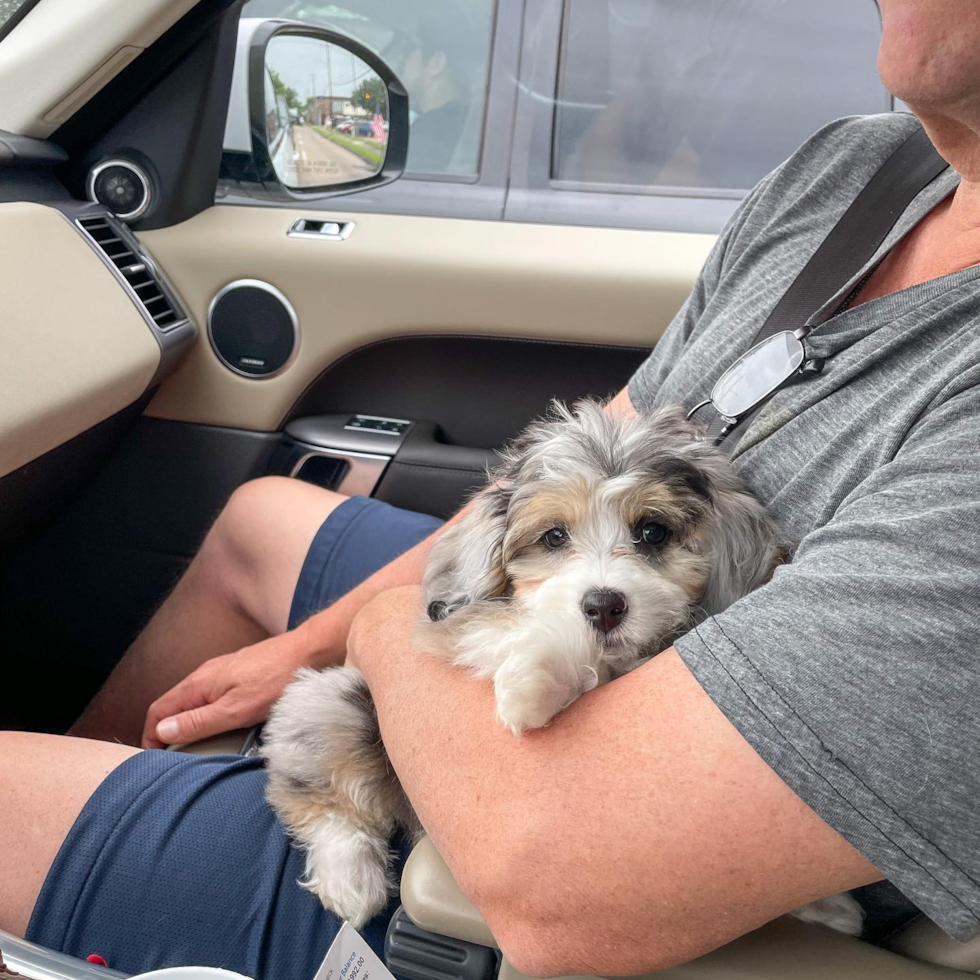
top-left (312, 923), bottom-right (397, 980)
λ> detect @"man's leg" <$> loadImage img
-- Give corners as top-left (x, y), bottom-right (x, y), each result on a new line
top-left (70, 477), bottom-right (348, 746)
top-left (0, 732), bottom-right (140, 938)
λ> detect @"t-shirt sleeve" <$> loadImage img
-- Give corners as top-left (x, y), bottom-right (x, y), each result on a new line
top-left (674, 387), bottom-right (980, 940)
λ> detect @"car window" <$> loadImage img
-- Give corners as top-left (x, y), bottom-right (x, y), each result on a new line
top-left (0, 0), bottom-right (40, 39)
top-left (553, 0), bottom-right (886, 194)
top-left (239, 0), bottom-right (496, 177)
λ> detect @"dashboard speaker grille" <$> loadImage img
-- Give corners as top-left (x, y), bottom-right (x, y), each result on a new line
top-left (78, 215), bottom-right (183, 329)
top-left (87, 160), bottom-right (150, 222)
top-left (208, 281), bottom-right (298, 378)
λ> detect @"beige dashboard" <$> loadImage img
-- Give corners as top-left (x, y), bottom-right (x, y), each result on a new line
top-left (0, 201), bottom-right (160, 479)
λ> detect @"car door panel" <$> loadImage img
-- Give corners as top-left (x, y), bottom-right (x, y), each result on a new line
top-left (139, 204), bottom-right (713, 432)
top-left (2, 200), bottom-right (708, 732)
top-left (134, 204), bottom-right (709, 523)
top-left (286, 334), bottom-right (648, 448)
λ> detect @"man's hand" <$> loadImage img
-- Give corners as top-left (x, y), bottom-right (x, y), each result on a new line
top-left (142, 631), bottom-right (326, 748)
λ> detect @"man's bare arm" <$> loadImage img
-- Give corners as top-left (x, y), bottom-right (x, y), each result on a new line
top-left (349, 586), bottom-right (881, 978)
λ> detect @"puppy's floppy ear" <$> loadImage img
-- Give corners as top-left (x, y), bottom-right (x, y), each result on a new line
top-left (633, 407), bottom-right (785, 616)
top-left (422, 400), bottom-right (578, 622)
top-left (690, 448), bottom-right (785, 617)
top-left (423, 483), bottom-right (511, 621)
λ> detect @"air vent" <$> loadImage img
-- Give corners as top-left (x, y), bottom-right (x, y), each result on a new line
top-left (77, 215), bottom-right (184, 330)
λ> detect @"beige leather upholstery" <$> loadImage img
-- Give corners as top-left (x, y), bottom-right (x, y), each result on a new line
top-left (402, 837), bottom-right (496, 948)
top-left (402, 836), bottom-right (973, 979)
top-left (885, 916), bottom-right (980, 974)
top-left (0, 202), bottom-right (160, 479)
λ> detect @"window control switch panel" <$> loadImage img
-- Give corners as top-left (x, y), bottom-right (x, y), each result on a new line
top-left (344, 414), bottom-right (411, 435)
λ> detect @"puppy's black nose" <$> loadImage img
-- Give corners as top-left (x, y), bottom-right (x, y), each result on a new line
top-left (582, 590), bottom-right (627, 633)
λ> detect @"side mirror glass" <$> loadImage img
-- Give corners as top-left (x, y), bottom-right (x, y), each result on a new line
top-left (224, 18), bottom-right (408, 198)
top-left (263, 36), bottom-right (389, 190)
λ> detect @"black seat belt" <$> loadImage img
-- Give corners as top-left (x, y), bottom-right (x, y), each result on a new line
top-left (708, 124), bottom-right (949, 450)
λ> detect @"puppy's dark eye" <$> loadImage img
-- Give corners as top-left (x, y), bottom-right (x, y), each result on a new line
top-left (638, 521), bottom-right (670, 548)
top-left (542, 527), bottom-right (568, 549)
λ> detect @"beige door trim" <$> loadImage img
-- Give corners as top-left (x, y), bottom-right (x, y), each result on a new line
top-left (141, 206), bottom-right (714, 432)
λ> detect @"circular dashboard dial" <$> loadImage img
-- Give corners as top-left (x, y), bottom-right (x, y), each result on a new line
top-left (87, 160), bottom-right (151, 222)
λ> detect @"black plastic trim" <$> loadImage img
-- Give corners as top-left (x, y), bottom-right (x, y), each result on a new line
top-left (374, 460), bottom-right (487, 519)
top-left (54, 0), bottom-right (244, 230)
top-left (0, 417), bottom-right (280, 733)
top-left (385, 906), bottom-right (501, 980)
top-left (270, 415), bottom-right (500, 517)
top-left (284, 414), bottom-right (412, 457)
top-left (61, 201), bottom-right (196, 385)
top-left (392, 421), bottom-right (498, 474)
top-left (0, 169), bottom-right (66, 202)
top-left (0, 129), bottom-right (67, 166)
top-left (287, 334), bottom-right (651, 450)
top-left (377, 421), bottom-right (499, 518)
top-left (0, 396), bottom-right (149, 554)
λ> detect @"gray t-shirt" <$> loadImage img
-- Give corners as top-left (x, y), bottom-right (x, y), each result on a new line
top-left (629, 112), bottom-right (980, 942)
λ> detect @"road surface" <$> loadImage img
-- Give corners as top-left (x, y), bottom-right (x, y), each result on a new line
top-left (281, 124), bottom-right (378, 187)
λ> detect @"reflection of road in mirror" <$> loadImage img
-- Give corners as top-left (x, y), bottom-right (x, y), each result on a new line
top-left (264, 35), bottom-right (389, 190)
top-left (278, 124), bottom-right (382, 187)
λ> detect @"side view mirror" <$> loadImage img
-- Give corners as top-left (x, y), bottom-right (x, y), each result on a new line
top-left (224, 18), bottom-right (409, 198)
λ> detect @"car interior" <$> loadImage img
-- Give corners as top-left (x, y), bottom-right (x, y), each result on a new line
top-left (1, 0), bottom-right (979, 977)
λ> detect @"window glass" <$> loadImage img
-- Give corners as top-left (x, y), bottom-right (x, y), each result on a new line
top-left (0, 0), bottom-right (38, 34)
top-left (241, 0), bottom-right (496, 176)
top-left (554, 0), bottom-right (886, 193)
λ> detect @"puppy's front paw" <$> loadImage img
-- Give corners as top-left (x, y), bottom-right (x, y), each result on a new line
top-left (493, 660), bottom-right (584, 736)
top-left (792, 893), bottom-right (865, 936)
top-left (301, 815), bottom-right (392, 928)
top-left (495, 683), bottom-right (563, 735)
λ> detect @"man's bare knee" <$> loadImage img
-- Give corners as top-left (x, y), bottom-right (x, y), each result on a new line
top-left (200, 477), bottom-right (349, 634)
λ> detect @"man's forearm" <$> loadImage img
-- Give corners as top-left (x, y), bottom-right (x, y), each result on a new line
top-left (350, 585), bottom-right (880, 977)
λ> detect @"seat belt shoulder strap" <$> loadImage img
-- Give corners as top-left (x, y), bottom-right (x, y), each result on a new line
top-left (712, 124), bottom-right (949, 450)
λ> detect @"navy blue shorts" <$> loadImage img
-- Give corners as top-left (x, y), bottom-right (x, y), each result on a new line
top-left (27, 496), bottom-right (443, 979)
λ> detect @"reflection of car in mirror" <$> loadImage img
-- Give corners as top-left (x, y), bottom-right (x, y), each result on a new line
top-left (263, 66), bottom-right (291, 169)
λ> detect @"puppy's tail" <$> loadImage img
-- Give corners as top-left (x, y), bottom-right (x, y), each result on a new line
top-left (298, 810), bottom-right (394, 929)
top-left (262, 667), bottom-right (413, 926)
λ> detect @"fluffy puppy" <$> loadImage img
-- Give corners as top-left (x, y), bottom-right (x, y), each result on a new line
top-left (262, 402), bottom-right (862, 936)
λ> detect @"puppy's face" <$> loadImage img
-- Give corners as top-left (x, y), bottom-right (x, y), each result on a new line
top-left (424, 401), bottom-right (782, 678)
top-left (496, 466), bottom-right (713, 673)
